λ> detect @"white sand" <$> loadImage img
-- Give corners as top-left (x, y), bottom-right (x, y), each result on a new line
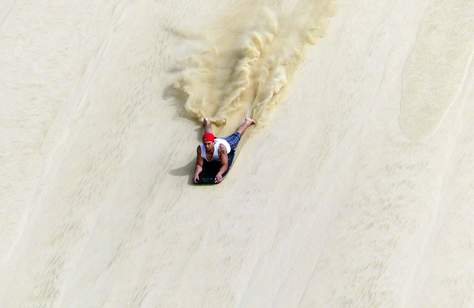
top-left (1, 0), bottom-right (473, 307)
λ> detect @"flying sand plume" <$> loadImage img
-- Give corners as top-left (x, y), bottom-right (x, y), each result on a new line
top-left (173, 1), bottom-right (335, 128)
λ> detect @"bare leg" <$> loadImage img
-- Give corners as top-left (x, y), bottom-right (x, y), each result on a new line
top-left (203, 117), bottom-right (212, 133)
top-left (236, 117), bottom-right (256, 135)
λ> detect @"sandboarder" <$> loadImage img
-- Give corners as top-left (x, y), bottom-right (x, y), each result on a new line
top-left (193, 117), bottom-right (255, 184)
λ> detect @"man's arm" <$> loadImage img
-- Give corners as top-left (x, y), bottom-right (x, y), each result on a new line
top-left (194, 146), bottom-right (203, 183)
top-left (216, 144), bottom-right (229, 179)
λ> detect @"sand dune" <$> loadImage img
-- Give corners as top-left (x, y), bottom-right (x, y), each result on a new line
top-left (1, 0), bottom-right (473, 307)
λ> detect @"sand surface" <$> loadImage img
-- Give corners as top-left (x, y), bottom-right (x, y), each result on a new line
top-left (1, 0), bottom-right (474, 307)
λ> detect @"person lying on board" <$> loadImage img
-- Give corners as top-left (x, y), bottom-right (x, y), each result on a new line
top-left (193, 117), bottom-right (255, 184)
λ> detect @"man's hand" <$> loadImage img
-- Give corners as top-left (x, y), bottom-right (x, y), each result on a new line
top-left (214, 173), bottom-right (223, 184)
top-left (215, 145), bottom-right (228, 184)
top-left (193, 172), bottom-right (201, 184)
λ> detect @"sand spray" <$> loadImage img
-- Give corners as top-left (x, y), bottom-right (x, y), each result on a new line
top-left (173, 0), bottom-right (335, 133)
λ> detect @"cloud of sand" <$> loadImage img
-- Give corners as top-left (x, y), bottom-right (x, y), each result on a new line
top-left (172, 0), bottom-right (335, 130)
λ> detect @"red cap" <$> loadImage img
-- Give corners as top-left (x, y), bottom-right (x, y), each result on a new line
top-left (202, 132), bottom-right (215, 142)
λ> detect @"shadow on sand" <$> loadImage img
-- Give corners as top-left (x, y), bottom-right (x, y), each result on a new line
top-left (163, 83), bottom-right (202, 184)
top-left (169, 160), bottom-right (195, 185)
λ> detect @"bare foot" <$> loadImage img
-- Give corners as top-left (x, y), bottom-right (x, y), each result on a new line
top-left (245, 117), bottom-right (256, 125)
top-left (236, 117), bottom-right (256, 135)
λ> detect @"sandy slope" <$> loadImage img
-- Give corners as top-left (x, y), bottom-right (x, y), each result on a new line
top-left (1, 0), bottom-right (473, 307)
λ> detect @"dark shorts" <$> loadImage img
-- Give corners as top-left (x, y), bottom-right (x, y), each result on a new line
top-left (221, 132), bottom-right (241, 151)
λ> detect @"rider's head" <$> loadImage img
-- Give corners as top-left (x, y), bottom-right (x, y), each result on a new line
top-left (202, 132), bottom-right (215, 151)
